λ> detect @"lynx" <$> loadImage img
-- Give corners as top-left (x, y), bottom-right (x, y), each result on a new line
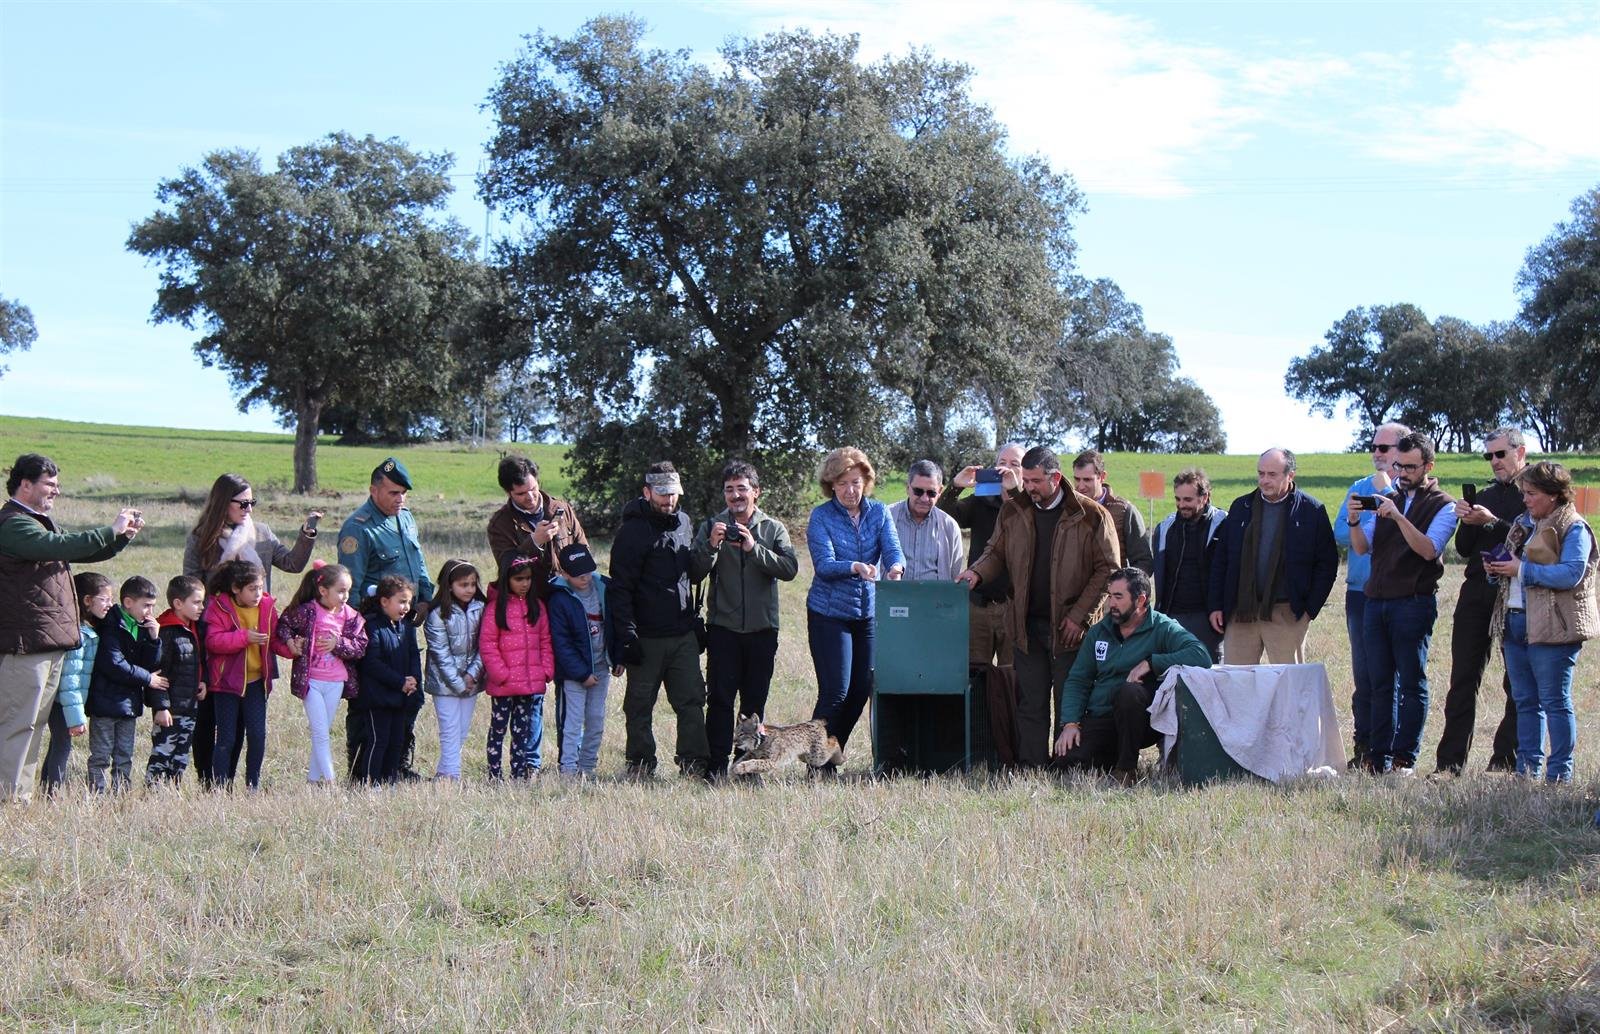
top-left (730, 715), bottom-right (844, 776)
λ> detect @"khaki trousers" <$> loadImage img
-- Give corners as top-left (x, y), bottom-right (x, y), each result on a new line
top-left (968, 600), bottom-right (1010, 667)
top-left (1222, 603), bottom-right (1310, 665)
top-left (0, 650), bottom-right (67, 801)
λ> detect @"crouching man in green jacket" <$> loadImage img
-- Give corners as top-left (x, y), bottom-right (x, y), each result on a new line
top-left (1053, 566), bottom-right (1212, 784)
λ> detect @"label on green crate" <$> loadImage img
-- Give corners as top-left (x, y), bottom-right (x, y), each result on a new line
top-left (889, 607), bottom-right (909, 617)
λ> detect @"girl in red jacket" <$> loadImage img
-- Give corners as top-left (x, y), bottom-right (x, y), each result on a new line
top-left (480, 554), bottom-right (554, 779)
top-left (202, 560), bottom-right (295, 790)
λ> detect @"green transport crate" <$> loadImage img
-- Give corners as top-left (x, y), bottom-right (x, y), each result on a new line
top-left (1171, 677), bottom-right (1256, 786)
top-left (871, 580), bottom-right (997, 774)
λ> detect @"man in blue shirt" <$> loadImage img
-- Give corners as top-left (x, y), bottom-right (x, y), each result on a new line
top-left (1347, 432), bottom-right (1458, 775)
top-left (1333, 422), bottom-right (1408, 768)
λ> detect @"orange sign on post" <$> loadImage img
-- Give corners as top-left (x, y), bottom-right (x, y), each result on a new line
top-left (1577, 486), bottom-right (1599, 515)
top-left (1138, 471), bottom-right (1166, 500)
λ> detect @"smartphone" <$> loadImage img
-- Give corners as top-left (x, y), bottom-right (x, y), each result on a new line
top-left (552, 507), bottom-right (566, 519)
top-left (1352, 494), bottom-right (1381, 509)
top-left (1462, 483), bottom-right (1476, 505)
top-left (305, 512), bottom-right (322, 531)
top-left (973, 467), bottom-right (1004, 497)
top-left (1480, 543), bottom-right (1512, 565)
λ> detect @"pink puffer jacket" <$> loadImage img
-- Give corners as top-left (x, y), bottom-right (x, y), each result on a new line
top-left (480, 587), bottom-right (555, 697)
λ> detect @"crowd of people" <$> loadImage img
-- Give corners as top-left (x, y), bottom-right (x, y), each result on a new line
top-left (0, 428), bottom-right (1594, 801)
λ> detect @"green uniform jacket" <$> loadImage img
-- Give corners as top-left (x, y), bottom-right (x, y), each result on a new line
top-left (337, 499), bottom-right (434, 601)
top-left (690, 508), bottom-right (799, 634)
top-left (1058, 607), bottom-right (1212, 726)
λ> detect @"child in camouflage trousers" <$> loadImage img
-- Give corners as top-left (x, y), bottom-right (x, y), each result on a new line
top-left (147, 576), bottom-right (207, 785)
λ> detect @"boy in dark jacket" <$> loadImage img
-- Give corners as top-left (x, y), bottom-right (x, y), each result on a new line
top-left (147, 575), bottom-right (207, 786)
top-left (86, 576), bottom-right (167, 792)
top-left (352, 576), bottom-right (422, 784)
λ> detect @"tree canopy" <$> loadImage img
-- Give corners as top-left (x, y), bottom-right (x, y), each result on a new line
top-left (481, 17), bottom-right (1102, 518)
top-left (127, 132), bottom-right (491, 491)
top-left (0, 294), bottom-right (36, 378)
top-left (1516, 186), bottom-right (1600, 450)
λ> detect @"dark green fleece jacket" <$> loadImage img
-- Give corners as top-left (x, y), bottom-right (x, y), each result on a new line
top-left (1058, 607), bottom-right (1212, 726)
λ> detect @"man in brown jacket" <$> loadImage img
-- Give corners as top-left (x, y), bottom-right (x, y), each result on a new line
top-left (958, 446), bottom-right (1120, 767)
top-left (485, 455), bottom-right (588, 575)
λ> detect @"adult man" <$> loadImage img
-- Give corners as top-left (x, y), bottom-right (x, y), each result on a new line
top-left (0, 453), bottom-right (141, 800)
top-left (1150, 468), bottom-right (1226, 662)
top-left (485, 454), bottom-right (587, 573)
top-left (1072, 450), bottom-right (1154, 574)
top-left (1208, 448), bottom-right (1339, 664)
top-left (957, 446), bottom-right (1119, 767)
top-left (610, 461), bottom-right (710, 779)
top-left (940, 443), bottom-right (1025, 667)
top-left (1348, 432), bottom-right (1457, 774)
top-left (1053, 567), bottom-right (1213, 784)
top-left (339, 457), bottom-right (433, 777)
top-left (889, 460), bottom-right (964, 582)
top-left (690, 460), bottom-right (799, 779)
top-left (1432, 427), bottom-right (1528, 776)
top-left (1333, 421), bottom-right (1409, 767)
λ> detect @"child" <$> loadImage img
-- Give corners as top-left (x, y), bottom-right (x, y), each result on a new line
top-left (481, 554), bottom-right (555, 780)
top-left (424, 559), bottom-right (486, 781)
top-left (85, 576), bottom-right (167, 793)
top-left (43, 572), bottom-right (114, 792)
top-left (278, 562), bottom-right (367, 785)
top-left (352, 575), bottom-right (422, 784)
top-left (548, 544), bottom-right (623, 778)
top-left (202, 560), bottom-right (293, 790)
top-left (147, 575), bottom-right (208, 786)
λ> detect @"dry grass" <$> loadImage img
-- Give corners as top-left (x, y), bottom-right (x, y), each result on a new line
top-left (2, 493), bottom-right (1597, 1030)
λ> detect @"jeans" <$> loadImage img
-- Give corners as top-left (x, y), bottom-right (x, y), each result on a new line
top-left (432, 694), bottom-right (479, 778)
top-left (1363, 594), bottom-right (1438, 769)
top-left (560, 674), bottom-right (610, 775)
top-left (212, 681), bottom-right (268, 789)
top-left (303, 679), bottom-right (345, 783)
top-left (487, 694), bottom-right (543, 779)
top-left (705, 626), bottom-right (778, 774)
top-left (194, 691), bottom-right (244, 788)
top-left (1345, 590), bottom-right (1373, 754)
top-left (86, 715), bottom-right (136, 792)
top-left (1501, 609), bottom-right (1582, 783)
top-left (41, 702), bottom-right (74, 792)
top-left (808, 611), bottom-right (874, 752)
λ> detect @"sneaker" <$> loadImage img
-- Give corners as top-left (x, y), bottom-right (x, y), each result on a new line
top-left (1393, 766), bottom-right (1416, 778)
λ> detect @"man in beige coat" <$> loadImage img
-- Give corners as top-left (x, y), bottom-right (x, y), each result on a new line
top-left (958, 446), bottom-right (1120, 767)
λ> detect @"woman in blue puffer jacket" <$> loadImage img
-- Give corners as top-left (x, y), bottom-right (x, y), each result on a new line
top-left (805, 447), bottom-right (904, 763)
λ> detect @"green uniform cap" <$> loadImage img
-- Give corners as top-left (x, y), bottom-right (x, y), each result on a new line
top-left (373, 456), bottom-right (413, 490)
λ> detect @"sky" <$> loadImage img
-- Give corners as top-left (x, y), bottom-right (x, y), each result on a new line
top-left (2, 0), bottom-right (1597, 454)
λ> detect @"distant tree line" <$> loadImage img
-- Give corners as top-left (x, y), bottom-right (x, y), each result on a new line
top-left (126, 18), bottom-right (1223, 511)
top-left (1286, 185), bottom-right (1600, 453)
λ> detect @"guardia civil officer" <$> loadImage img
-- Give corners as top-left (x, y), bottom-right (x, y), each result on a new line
top-left (338, 457), bottom-right (434, 778)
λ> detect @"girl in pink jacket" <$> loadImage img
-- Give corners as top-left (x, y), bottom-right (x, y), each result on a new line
top-left (480, 554), bottom-right (555, 779)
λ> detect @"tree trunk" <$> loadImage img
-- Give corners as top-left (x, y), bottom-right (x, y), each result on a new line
top-left (293, 397), bottom-right (323, 494)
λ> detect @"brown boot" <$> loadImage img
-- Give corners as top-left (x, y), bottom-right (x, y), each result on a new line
top-left (1113, 768), bottom-right (1137, 787)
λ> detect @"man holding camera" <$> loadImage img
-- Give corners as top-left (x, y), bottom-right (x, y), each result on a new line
top-left (1347, 432), bottom-right (1457, 775)
top-left (1, 453), bottom-right (142, 801)
top-left (940, 443), bottom-right (1026, 666)
top-left (1432, 427), bottom-right (1528, 777)
top-left (889, 460), bottom-right (964, 582)
top-left (691, 460), bottom-right (799, 780)
top-left (486, 454), bottom-right (588, 574)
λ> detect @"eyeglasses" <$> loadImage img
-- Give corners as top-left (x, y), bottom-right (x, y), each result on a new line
top-left (1390, 461), bottom-right (1423, 473)
top-left (1370, 443), bottom-right (1395, 453)
top-left (231, 498), bottom-right (256, 509)
top-left (909, 487), bottom-right (939, 498)
top-left (1483, 449), bottom-right (1510, 461)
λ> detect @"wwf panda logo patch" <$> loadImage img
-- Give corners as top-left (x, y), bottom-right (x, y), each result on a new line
top-left (1095, 640), bottom-right (1109, 661)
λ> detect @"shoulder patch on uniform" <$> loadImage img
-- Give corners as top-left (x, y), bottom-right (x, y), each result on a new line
top-left (340, 535), bottom-right (360, 555)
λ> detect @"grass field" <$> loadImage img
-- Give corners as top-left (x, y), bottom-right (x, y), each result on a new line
top-left (1, 415), bottom-right (1598, 1029)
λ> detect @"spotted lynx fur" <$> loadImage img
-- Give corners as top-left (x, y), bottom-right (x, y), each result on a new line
top-left (730, 715), bottom-right (844, 775)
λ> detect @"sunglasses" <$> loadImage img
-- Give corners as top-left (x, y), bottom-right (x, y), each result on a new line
top-left (231, 498), bottom-right (256, 509)
top-left (1483, 449), bottom-right (1511, 461)
top-left (909, 487), bottom-right (939, 498)
top-left (1369, 443), bottom-right (1395, 453)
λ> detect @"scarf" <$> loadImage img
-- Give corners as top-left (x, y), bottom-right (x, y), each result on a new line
top-left (218, 516), bottom-right (256, 565)
top-left (1231, 491), bottom-right (1286, 623)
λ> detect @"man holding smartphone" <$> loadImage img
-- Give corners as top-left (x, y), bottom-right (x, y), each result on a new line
top-left (487, 454), bottom-right (588, 574)
top-left (1432, 427), bottom-right (1528, 777)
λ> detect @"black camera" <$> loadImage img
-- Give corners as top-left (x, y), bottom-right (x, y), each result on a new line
top-left (723, 522), bottom-right (745, 545)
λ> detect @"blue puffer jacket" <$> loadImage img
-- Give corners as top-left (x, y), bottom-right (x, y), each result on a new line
top-left (805, 498), bottom-right (905, 621)
top-left (56, 622), bottom-right (97, 728)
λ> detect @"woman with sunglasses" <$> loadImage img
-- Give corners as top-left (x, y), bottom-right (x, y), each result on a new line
top-left (183, 473), bottom-right (322, 785)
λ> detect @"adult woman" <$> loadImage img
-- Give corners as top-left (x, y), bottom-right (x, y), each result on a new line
top-left (1486, 461), bottom-right (1599, 783)
top-left (183, 473), bottom-right (322, 786)
top-left (805, 447), bottom-right (904, 764)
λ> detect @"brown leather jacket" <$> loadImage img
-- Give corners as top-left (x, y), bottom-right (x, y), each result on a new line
top-left (970, 487), bottom-right (1120, 654)
top-left (485, 493), bottom-right (588, 574)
